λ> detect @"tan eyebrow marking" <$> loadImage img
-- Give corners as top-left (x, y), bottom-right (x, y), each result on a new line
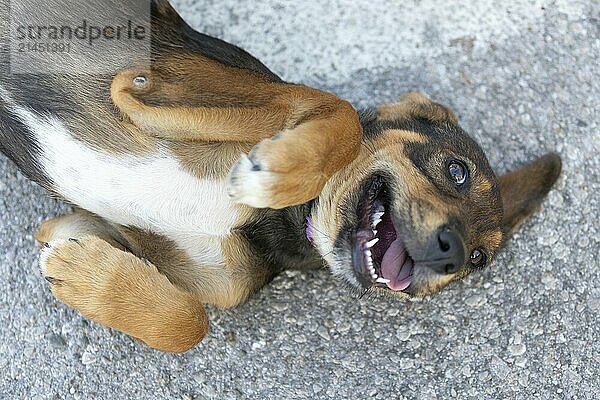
top-left (478, 179), bottom-right (493, 192)
top-left (486, 230), bottom-right (504, 249)
top-left (381, 129), bottom-right (428, 143)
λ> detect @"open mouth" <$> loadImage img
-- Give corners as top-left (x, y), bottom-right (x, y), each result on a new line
top-left (352, 176), bottom-right (414, 292)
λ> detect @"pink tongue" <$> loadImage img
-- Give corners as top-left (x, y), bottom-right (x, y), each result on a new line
top-left (380, 237), bottom-right (413, 291)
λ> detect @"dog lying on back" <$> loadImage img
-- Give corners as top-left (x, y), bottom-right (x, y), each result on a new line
top-left (0, 0), bottom-right (561, 352)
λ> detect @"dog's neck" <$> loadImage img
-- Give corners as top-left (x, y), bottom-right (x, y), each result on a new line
top-left (241, 202), bottom-right (322, 272)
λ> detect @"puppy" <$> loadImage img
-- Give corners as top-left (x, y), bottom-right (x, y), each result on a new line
top-left (0, 0), bottom-right (561, 352)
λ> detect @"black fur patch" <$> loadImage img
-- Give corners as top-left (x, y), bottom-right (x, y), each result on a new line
top-left (0, 103), bottom-right (53, 190)
top-left (151, 1), bottom-right (283, 83)
top-left (239, 204), bottom-right (322, 273)
top-left (179, 26), bottom-right (283, 83)
top-left (358, 107), bottom-right (381, 140)
top-left (2, 75), bottom-right (69, 117)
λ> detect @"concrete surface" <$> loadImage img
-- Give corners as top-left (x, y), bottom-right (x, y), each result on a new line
top-left (1, 1), bottom-right (599, 399)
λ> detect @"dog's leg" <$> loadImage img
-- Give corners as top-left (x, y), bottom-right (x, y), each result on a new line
top-left (111, 67), bottom-right (362, 208)
top-left (227, 110), bottom-right (361, 208)
top-left (111, 68), bottom-right (290, 143)
top-left (35, 212), bottom-right (208, 353)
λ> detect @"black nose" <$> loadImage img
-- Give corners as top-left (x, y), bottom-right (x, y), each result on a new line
top-left (426, 228), bottom-right (466, 274)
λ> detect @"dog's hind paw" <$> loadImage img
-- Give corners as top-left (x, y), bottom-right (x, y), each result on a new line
top-left (39, 238), bottom-right (76, 281)
top-left (39, 236), bottom-right (110, 293)
top-left (38, 237), bottom-right (208, 352)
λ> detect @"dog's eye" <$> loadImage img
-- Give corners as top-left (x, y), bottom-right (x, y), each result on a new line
top-left (470, 249), bottom-right (486, 267)
top-left (448, 160), bottom-right (468, 186)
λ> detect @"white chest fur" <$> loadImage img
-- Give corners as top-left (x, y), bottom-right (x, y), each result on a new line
top-left (5, 96), bottom-right (237, 264)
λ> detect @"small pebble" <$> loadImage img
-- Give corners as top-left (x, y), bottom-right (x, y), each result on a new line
top-left (508, 344), bottom-right (526, 356)
top-left (47, 333), bottom-right (66, 348)
top-left (317, 326), bottom-right (331, 341)
top-left (81, 352), bottom-right (97, 365)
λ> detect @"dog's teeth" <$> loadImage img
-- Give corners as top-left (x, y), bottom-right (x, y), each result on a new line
top-left (364, 249), bottom-right (372, 259)
top-left (371, 212), bottom-right (384, 225)
top-left (371, 273), bottom-right (378, 280)
top-left (366, 238), bottom-right (379, 248)
top-left (372, 230), bottom-right (378, 237)
top-left (373, 218), bottom-right (382, 227)
top-left (376, 277), bottom-right (391, 284)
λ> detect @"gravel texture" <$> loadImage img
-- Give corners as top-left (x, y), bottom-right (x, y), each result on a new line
top-left (1, 1), bottom-right (599, 399)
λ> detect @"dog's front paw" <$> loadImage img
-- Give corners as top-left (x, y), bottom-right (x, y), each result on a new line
top-left (227, 153), bottom-right (278, 208)
top-left (227, 136), bottom-right (328, 209)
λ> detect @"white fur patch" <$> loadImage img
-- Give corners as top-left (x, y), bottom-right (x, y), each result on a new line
top-left (227, 154), bottom-right (276, 208)
top-left (39, 239), bottom-right (66, 277)
top-left (3, 90), bottom-right (237, 265)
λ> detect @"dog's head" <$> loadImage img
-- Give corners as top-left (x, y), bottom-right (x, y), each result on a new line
top-left (311, 93), bottom-right (561, 297)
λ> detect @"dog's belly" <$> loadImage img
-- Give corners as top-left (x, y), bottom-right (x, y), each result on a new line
top-left (6, 98), bottom-right (238, 265)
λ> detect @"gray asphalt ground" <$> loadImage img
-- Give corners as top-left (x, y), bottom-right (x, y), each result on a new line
top-left (1, 1), bottom-right (599, 399)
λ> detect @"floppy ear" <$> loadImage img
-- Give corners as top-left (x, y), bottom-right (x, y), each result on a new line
top-left (377, 92), bottom-right (458, 125)
top-left (499, 153), bottom-right (562, 234)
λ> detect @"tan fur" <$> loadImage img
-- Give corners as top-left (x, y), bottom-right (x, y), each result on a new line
top-left (169, 141), bottom-right (254, 179)
top-left (39, 210), bottom-right (266, 308)
top-left (113, 226), bottom-right (232, 304)
top-left (477, 179), bottom-right (493, 193)
top-left (110, 61), bottom-right (359, 143)
top-left (35, 206), bottom-right (271, 353)
top-left (486, 230), bottom-right (504, 250)
top-left (237, 106), bottom-right (362, 208)
top-left (35, 209), bottom-right (126, 251)
top-left (380, 129), bottom-right (428, 144)
top-left (220, 233), bottom-right (277, 308)
top-left (36, 211), bottom-right (209, 352)
top-left (116, 225), bottom-right (268, 309)
top-left (43, 237), bottom-right (208, 353)
top-left (378, 92), bottom-right (458, 125)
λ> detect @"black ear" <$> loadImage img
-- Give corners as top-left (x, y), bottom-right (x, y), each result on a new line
top-left (498, 153), bottom-right (562, 234)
